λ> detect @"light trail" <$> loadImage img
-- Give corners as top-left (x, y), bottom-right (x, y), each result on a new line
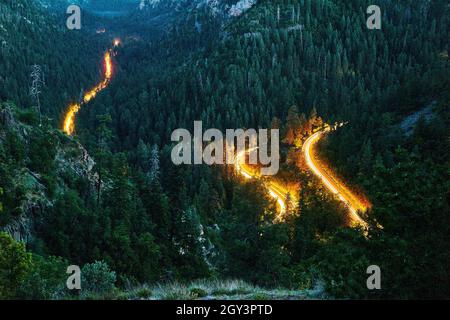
top-left (303, 127), bottom-right (369, 225)
top-left (234, 150), bottom-right (294, 215)
top-left (63, 42), bottom-right (118, 135)
top-left (63, 103), bottom-right (81, 135)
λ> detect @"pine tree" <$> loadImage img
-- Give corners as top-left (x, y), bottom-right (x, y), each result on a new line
top-left (148, 144), bottom-right (160, 183)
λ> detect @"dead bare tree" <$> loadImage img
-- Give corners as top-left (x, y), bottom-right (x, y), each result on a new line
top-left (29, 64), bottom-right (45, 126)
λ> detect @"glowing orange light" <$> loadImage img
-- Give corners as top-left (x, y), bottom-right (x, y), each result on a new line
top-left (114, 38), bottom-right (121, 47)
top-left (63, 51), bottom-right (114, 135)
top-left (63, 103), bottom-right (81, 135)
top-left (104, 51), bottom-right (113, 79)
top-left (234, 150), bottom-right (296, 215)
top-left (303, 127), bottom-right (370, 226)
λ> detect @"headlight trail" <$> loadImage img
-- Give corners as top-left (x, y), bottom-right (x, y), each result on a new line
top-left (63, 43), bottom-right (116, 135)
top-left (303, 127), bottom-right (369, 226)
top-left (234, 149), bottom-right (295, 216)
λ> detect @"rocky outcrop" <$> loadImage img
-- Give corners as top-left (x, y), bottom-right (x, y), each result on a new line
top-left (0, 105), bottom-right (15, 126)
top-left (0, 103), bottom-right (98, 243)
top-left (400, 102), bottom-right (436, 136)
top-left (55, 138), bottom-right (98, 187)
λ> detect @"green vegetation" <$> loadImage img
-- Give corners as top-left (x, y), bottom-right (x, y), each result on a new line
top-left (16, 255), bottom-right (68, 300)
top-left (136, 286), bottom-right (153, 299)
top-left (0, 0), bottom-right (449, 299)
top-left (125, 279), bottom-right (309, 300)
top-left (190, 287), bottom-right (208, 298)
top-left (80, 261), bottom-right (117, 299)
top-left (0, 232), bottom-right (33, 299)
top-left (0, 0), bottom-right (104, 122)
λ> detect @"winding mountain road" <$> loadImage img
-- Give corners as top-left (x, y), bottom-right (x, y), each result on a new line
top-left (63, 40), bottom-right (120, 135)
top-left (302, 127), bottom-right (367, 225)
top-left (235, 152), bottom-right (293, 215)
top-left (61, 40), bottom-right (367, 225)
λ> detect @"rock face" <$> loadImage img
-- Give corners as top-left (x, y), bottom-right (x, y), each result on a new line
top-left (34, 0), bottom-right (140, 13)
top-left (55, 140), bottom-right (98, 186)
top-left (400, 102), bottom-right (436, 136)
top-left (0, 103), bottom-right (98, 243)
top-left (139, 0), bottom-right (256, 18)
top-left (0, 106), bottom-right (13, 126)
top-left (229, 0), bottom-right (257, 17)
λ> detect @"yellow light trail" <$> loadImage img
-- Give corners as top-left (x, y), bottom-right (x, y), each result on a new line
top-left (303, 127), bottom-right (369, 226)
top-left (63, 103), bottom-right (81, 135)
top-left (63, 46), bottom-right (115, 135)
top-left (234, 150), bottom-right (294, 215)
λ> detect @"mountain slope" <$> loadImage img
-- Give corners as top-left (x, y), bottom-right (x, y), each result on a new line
top-left (0, 103), bottom-right (97, 242)
top-left (1, 0), bottom-right (449, 300)
top-left (34, 0), bottom-right (141, 14)
top-left (0, 0), bottom-right (104, 123)
top-left (75, 0), bottom-right (449, 298)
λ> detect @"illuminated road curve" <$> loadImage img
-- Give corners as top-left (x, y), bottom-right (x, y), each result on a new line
top-left (303, 127), bottom-right (368, 225)
top-left (63, 40), bottom-right (120, 135)
top-left (235, 152), bottom-right (295, 215)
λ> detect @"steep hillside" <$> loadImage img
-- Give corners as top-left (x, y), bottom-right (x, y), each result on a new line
top-left (34, 0), bottom-right (141, 14)
top-left (85, 0), bottom-right (448, 147)
top-left (0, 103), bottom-right (97, 242)
top-left (125, 0), bottom-right (256, 36)
top-left (74, 0), bottom-right (449, 299)
top-left (0, 0), bottom-right (105, 122)
top-left (1, 0), bottom-right (448, 300)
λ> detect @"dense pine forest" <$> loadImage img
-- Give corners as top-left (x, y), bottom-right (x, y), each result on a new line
top-left (0, 0), bottom-right (449, 300)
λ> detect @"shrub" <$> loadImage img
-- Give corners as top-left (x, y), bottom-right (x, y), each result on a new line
top-left (81, 261), bottom-right (116, 299)
top-left (136, 287), bottom-right (152, 299)
top-left (0, 232), bottom-right (33, 299)
top-left (17, 255), bottom-right (68, 300)
top-left (116, 292), bottom-right (131, 300)
top-left (17, 109), bottom-right (38, 125)
top-left (190, 287), bottom-right (208, 298)
top-left (252, 293), bottom-right (270, 300)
